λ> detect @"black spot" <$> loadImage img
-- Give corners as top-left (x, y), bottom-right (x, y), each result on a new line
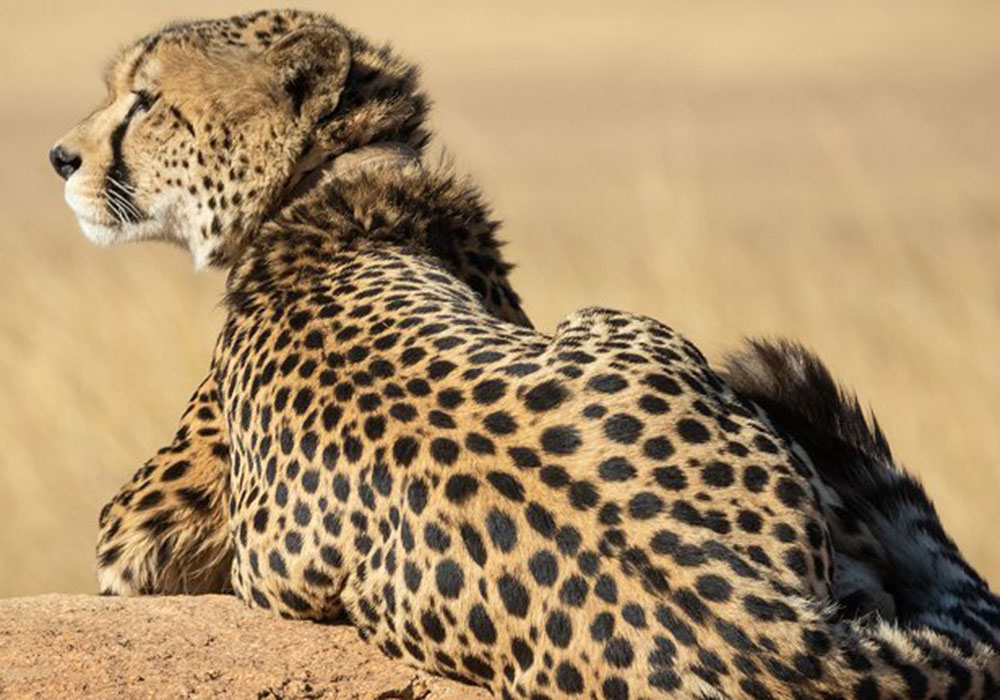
top-left (784, 547), bottom-right (808, 576)
top-left (293, 502), bottom-right (311, 527)
top-left (677, 418), bottom-right (710, 443)
top-left (645, 373), bottom-right (683, 395)
top-left (653, 466), bottom-right (687, 491)
top-left (604, 413), bottom-right (642, 444)
top-left (436, 559), bottom-right (464, 598)
top-left (773, 523), bottom-right (797, 543)
top-left (776, 477), bottom-right (806, 508)
top-left (421, 609), bottom-right (446, 642)
top-left (292, 387), bottom-right (314, 415)
top-left (486, 471), bottom-right (525, 502)
top-left (628, 492), bottom-right (664, 520)
top-left (648, 669), bottom-right (682, 692)
top-left (559, 576), bottom-right (589, 607)
top-left (655, 605), bottom-right (696, 645)
top-left (406, 378), bottom-right (431, 396)
top-left (301, 469), bottom-right (320, 494)
top-left (404, 561), bottom-right (422, 592)
top-left (602, 677), bottom-right (630, 700)
top-left (389, 403), bottom-right (417, 422)
top-left (508, 446), bottom-right (541, 469)
top-left (540, 425), bottom-right (582, 455)
top-left (461, 524), bottom-right (488, 567)
top-left (445, 474), bottom-right (479, 505)
top-left (639, 394), bottom-right (670, 415)
top-left (590, 612), bottom-right (615, 641)
top-left (252, 507), bottom-right (269, 533)
top-left (497, 574), bottom-right (530, 617)
top-left (643, 437), bottom-right (674, 461)
top-left (622, 603), bottom-right (646, 628)
top-left (268, 550), bottom-right (287, 578)
top-left (696, 574), bottom-right (732, 602)
top-left (393, 436), bottom-right (420, 467)
top-left (737, 510), bottom-right (763, 533)
top-left (424, 522), bottom-right (451, 552)
top-left (604, 637), bottom-right (635, 669)
top-left (524, 380), bottom-right (569, 412)
top-left (483, 411), bottom-right (518, 435)
top-left (599, 503), bottom-right (622, 526)
top-left (322, 513), bottom-right (342, 536)
top-left (322, 443), bottom-right (340, 470)
top-left (407, 480), bottom-right (428, 514)
top-left (587, 373), bottom-right (628, 393)
top-left (465, 432), bottom-right (495, 455)
top-left (468, 604), bottom-right (497, 644)
top-left (136, 491), bottom-right (164, 511)
top-left (673, 587), bottom-right (710, 624)
top-left (541, 465), bottom-right (571, 488)
top-left (545, 610), bottom-right (572, 648)
top-left (473, 379), bottom-right (507, 404)
top-left (702, 461), bottom-right (734, 487)
top-left (529, 550), bottom-right (559, 586)
top-left (526, 502), bottom-right (556, 538)
top-left (486, 509), bottom-right (517, 552)
top-left (333, 474), bottom-right (350, 501)
top-left (594, 575), bottom-right (618, 604)
top-left (555, 526), bottom-right (581, 555)
top-left (279, 589), bottom-right (311, 612)
top-left (431, 438), bottom-right (460, 465)
top-left (162, 461), bottom-right (189, 481)
top-left (743, 465), bottom-right (769, 492)
top-left (598, 457), bottom-right (636, 482)
top-left (568, 480), bottom-right (599, 510)
top-left (512, 638), bottom-right (534, 671)
top-left (555, 662), bottom-right (584, 694)
top-left (343, 435), bottom-right (363, 462)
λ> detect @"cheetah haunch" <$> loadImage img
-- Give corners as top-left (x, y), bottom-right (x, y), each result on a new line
top-left (50, 9), bottom-right (1000, 699)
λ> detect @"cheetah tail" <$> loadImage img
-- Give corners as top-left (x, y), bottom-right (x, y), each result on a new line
top-left (721, 338), bottom-right (1000, 650)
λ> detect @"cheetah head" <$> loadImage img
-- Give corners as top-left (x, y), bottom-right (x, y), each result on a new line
top-left (50, 10), bottom-right (428, 268)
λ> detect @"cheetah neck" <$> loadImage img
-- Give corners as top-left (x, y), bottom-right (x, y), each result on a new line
top-left (240, 154), bottom-right (532, 328)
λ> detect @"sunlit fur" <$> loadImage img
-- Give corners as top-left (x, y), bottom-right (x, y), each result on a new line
top-left (53, 10), bottom-right (428, 268)
top-left (57, 9), bottom-right (1000, 700)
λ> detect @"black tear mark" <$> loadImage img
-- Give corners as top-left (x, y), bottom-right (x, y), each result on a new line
top-left (105, 96), bottom-right (148, 224)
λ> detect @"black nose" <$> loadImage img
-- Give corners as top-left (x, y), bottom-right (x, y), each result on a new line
top-left (49, 145), bottom-right (82, 180)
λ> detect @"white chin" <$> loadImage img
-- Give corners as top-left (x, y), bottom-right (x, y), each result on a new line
top-left (76, 218), bottom-right (121, 246)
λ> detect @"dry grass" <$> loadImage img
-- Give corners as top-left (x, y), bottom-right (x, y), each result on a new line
top-left (1, 0), bottom-right (998, 596)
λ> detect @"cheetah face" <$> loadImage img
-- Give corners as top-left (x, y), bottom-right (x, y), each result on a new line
top-left (50, 13), bottom-right (351, 267)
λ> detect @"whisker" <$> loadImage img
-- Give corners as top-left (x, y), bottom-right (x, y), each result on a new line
top-left (106, 177), bottom-right (138, 195)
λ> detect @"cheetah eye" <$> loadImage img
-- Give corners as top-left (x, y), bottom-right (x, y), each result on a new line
top-left (132, 89), bottom-right (159, 112)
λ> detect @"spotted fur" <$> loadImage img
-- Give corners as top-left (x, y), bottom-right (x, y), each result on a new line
top-left (724, 339), bottom-right (1000, 651)
top-left (53, 10), bottom-right (1000, 699)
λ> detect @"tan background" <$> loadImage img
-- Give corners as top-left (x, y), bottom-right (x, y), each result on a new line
top-left (1, 1), bottom-right (998, 596)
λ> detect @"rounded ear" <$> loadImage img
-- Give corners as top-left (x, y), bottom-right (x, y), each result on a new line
top-left (263, 25), bottom-right (351, 122)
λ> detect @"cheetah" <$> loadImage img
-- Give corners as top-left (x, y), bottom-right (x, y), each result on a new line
top-left (49, 9), bottom-right (1000, 699)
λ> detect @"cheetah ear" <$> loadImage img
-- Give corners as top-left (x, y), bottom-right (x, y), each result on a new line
top-left (264, 25), bottom-right (351, 123)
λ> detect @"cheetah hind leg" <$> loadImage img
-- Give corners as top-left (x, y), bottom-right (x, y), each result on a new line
top-left (723, 338), bottom-right (1000, 649)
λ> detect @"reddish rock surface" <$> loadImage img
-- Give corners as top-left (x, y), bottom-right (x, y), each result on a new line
top-left (0, 594), bottom-right (491, 699)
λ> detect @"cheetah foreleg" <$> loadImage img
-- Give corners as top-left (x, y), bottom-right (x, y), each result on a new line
top-left (96, 371), bottom-right (233, 595)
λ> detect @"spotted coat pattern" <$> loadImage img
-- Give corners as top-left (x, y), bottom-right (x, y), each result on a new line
top-left (53, 10), bottom-right (1000, 700)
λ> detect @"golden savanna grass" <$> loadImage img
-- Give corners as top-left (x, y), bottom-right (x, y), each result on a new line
top-left (1, 1), bottom-right (998, 596)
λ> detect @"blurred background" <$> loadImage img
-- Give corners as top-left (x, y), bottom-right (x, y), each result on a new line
top-left (1, 1), bottom-right (998, 596)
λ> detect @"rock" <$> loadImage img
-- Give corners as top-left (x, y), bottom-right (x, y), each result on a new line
top-left (0, 594), bottom-right (491, 699)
